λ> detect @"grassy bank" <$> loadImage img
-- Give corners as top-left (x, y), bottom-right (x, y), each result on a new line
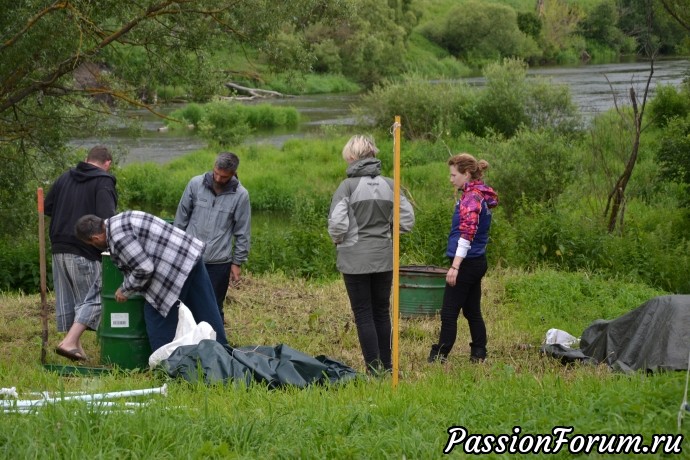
top-left (1, 269), bottom-right (686, 458)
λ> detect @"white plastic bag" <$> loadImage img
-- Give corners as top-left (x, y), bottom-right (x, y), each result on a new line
top-left (148, 303), bottom-right (216, 368)
top-left (544, 328), bottom-right (579, 347)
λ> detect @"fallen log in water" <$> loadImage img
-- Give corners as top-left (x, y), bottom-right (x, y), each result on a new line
top-left (224, 82), bottom-right (293, 99)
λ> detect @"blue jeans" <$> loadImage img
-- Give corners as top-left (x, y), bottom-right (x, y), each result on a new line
top-left (205, 262), bottom-right (232, 321)
top-left (144, 260), bottom-right (228, 351)
top-left (342, 271), bottom-right (393, 373)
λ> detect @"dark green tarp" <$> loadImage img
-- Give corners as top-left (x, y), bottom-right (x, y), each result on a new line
top-left (543, 295), bottom-right (690, 373)
top-left (161, 339), bottom-right (358, 387)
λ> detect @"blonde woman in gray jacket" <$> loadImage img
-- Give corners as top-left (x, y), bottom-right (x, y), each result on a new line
top-left (328, 135), bottom-right (415, 376)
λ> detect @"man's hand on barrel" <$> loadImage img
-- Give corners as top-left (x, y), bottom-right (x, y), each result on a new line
top-left (115, 288), bottom-right (128, 303)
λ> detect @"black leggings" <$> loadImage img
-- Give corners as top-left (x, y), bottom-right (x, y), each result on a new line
top-left (342, 271), bottom-right (393, 372)
top-left (432, 256), bottom-right (488, 357)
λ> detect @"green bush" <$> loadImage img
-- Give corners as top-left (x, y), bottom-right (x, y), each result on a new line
top-left (167, 102), bottom-right (300, 146)
top-left (472, 58), bottom-right (580, 137)
top-left (247, 198), bottom-right (336, 279)
top-left (117, 162), bottom-right (191, 216)
top-left (524, 78), bottom-right (582, 134)
top-left (358, 75), bottom-right (477, 141)
top-left (248, 175), bottom-right (297, 212)
top-left (601, 216), bottom-right (690, 293)
top-left (198, 103), bottom-right (252, 147)
top-left (0, 237), bottom-right (52, 293)
top-left (504, 203), bottom-right (607, 271)
top-left (578, 0), bottom-right (635, 56)
top-left (328, 0), bottom-right (409, 87)
top-left (420, 0), bottom-right (541, 64)
top-left (176, 103), bottom-right (205, 126)
top-left (657, 115), bottom-right (690, 195)
top-left (498, 192), bottom-right (690, 293)
top-left (398, 140), bottom-right (457, 169)
top-left (398, 197), bottom-right (451, 267)
top-left (517, 11), bottom-right (541, 40)
top-left (477, 128), bottom-right (577, 217)
top-left (648, 85), bottom-right (690, 128)
top-left (577, 109), bottom-right (635, 195)
top-left (471, 58), bottom-right (530, 136)
top-left (245, 103), bottom-right (300, 130)
top-left (155, 85), bottom-right (187, 102)
top-left (359, 59), bottom-right (579, 141)
top-left (311, 39), bottom-right (342, 74)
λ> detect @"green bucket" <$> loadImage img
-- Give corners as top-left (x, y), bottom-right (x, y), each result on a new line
top-left (399, 265), bottom-right (447, 317)
top-left (99, 253), bottom-right (152, 370)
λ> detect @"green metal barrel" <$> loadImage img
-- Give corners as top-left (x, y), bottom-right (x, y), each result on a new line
top-left (399, 266), bottom-right (447, 317)
top-left (99, 253), bottom-right (151, 369)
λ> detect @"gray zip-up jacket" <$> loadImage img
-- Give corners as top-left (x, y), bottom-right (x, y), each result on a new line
top-left (174, 172), bottom-right (251, 265)
top-left (328, 158), bottom-right (415, 274)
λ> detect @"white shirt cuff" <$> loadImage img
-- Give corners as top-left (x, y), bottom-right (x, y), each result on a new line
top-left (455, 238), bottom-right (471, 259)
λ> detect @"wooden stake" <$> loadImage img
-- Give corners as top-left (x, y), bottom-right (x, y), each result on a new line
top-left (37, 188), bottom-right (48, 364)
top-left (392, 116), bottom-right (401, 388)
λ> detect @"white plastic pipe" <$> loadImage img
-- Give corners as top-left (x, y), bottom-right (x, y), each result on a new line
top-left (4, 408), bottom-right (136, 415)
top-left (0, 384), bottom-right (167, 408)
top-left (0, 387), bottom-right (18, 398)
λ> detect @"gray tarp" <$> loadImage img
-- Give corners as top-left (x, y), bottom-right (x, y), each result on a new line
top-left (543, 295), bottom-right (690, 373)
top-left (579, 295), bottom-right (690, 373)
top-left (161, 339), bottom-right (359, 387)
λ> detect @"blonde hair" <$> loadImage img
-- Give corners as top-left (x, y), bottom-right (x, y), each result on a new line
top-left (448, 153), bottom-right (489, 180)
top-left (342, 135), bottom-right (379, 163)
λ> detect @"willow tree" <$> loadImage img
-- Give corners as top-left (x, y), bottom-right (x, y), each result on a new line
top-left (659, 0), bottom-right (690, 31)
top-left (0, 0), bottom-right (352, 235)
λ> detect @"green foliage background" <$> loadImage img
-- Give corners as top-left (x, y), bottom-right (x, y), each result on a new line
top-left (109, 76), bottom-right (690, 293)
top-left (2, 0), bottom-right (690, 294)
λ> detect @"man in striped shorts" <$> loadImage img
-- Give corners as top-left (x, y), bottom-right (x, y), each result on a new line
top-left (45, 145), bottom-right (117, 361)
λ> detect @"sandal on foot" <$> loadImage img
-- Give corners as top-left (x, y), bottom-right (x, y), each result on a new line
top-left (55, 347), bottom-right (88, 362)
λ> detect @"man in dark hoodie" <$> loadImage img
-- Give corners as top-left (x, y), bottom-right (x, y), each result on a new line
top-left (45, 145), bottom-right (117, 361)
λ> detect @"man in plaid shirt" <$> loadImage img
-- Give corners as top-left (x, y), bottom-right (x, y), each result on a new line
top-left (75, 210), bottom-right (228, 351)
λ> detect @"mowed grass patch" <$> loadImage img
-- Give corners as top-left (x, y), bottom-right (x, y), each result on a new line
top-left (226, 270), bottom-right (515, 377)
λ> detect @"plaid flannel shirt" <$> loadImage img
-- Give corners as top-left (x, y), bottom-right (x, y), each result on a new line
top-left (105, 211), bottom-right (204, 317)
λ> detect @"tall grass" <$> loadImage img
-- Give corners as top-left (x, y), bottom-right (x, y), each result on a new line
top-left (0, 269), bottom-right (684, 459)
top-left (67, 125), bottom-right (690, 290)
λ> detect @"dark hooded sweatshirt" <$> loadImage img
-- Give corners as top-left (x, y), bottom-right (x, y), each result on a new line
top-left (44, 161), bottom-right (117, 261)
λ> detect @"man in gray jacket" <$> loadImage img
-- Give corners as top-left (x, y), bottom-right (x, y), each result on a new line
top-left (174, 152), bottom-right (251, 321)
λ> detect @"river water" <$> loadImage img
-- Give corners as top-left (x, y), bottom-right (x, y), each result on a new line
top-left (69, 59), bottom-right (688, 165)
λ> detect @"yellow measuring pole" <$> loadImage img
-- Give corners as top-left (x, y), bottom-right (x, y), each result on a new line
top-left (392, 116), bottom-right (401, 388)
